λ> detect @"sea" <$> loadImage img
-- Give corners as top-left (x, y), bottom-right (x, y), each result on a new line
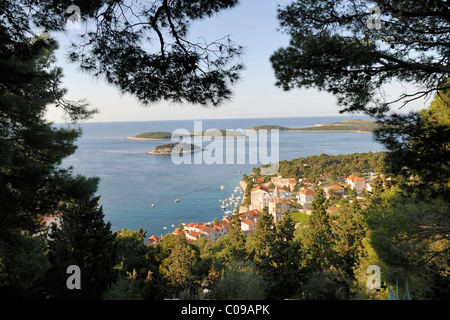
top-left (58, 116), bottom-right (385, 236)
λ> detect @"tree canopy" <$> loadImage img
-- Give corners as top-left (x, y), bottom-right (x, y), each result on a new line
top-left (2, 0), bottom-right (244, 108)
top-left (270, 0), bottom-right (450, 115)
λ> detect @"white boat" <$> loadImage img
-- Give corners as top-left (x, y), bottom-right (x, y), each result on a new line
top-left (151, 203), bottom-right (155, 207)
top-left (220, 185), bottom-right (224, 190)
top-left (171, 224), bottom-right (175, 227)
top-left (174, 199), bottom-right (180, 203)
top-left (221, 205), bottom-right (226, 210)
top-left (163, 227), bottom-right (167, 230)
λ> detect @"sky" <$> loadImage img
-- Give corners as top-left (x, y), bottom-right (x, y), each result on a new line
top-left (45, 0), bottom-right (427, 123)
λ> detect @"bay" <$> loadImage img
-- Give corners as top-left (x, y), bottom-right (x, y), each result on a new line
top-left (59, 116), bottom-right (384, 236)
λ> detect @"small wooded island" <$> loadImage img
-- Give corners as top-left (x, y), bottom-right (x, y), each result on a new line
top-left (125, 129), bottom-right (247, 140)
top-left (146, 142), bottom-right (203, 155)
top-left (245, 119), bottom-right (378, 133)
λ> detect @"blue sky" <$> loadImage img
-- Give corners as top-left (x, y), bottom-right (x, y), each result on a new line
top-left (46, 0), bottom-right (425, 123)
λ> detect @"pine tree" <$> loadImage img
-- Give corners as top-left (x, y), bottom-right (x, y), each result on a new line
top-left (252, 207), bottom-right (276, 261)
top-left (300, 189), bottom-right (336, 272)
top-left (45, 196), bottom-right (117, 299)
top-left (0, 32), bottom-right (97, 297)
top-left (221, 213), bottom-right (246, 263)
top-left (163, 222), bottom-right (197, 295)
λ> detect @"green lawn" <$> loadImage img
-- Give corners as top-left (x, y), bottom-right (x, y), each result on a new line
top-left (289, 211), bottom-right (309, 227)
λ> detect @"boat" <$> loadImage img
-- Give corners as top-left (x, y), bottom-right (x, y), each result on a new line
top-left (151, 203), bottom-right (155, 207)
top-left (238, 170), bottom-right (241, 173)
top-left (163, 227), bottom-right (167, 230)
top-left (171, 224), bottom-right (175, 227)
top-left (174, 199), bottom-right (180, 203)
top-left (220, 185), bottom-right (224, 190)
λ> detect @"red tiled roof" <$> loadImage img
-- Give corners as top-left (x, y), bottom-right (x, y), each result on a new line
top-left (326, 185), bottom-right (344, 190)
top-left (251, 186), bottom-right (269, 193)
top-left (300, 190), bottom-right (316, 195)
top-left (241, 218), bottom-right (254, 226)
top-left (346, 175), bottom-right (365, 182)
top-left (187, 231), bottom-right (200, 238)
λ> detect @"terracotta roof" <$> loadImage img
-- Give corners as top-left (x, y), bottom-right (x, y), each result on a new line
top-left (203, 227), bottom-right (215, 234)
top-left (251, 186), bottom-right (269, 193)
top-left (326, 184), bottom-right (344, 190)
top-left (241, 218), bottom-right (254, 226)
top-left (300, 190), bottom-right (316, 195)
top-left (187, 231), bottom-right (200, 239)
top-left (346, 175), bottom-right (365, 182)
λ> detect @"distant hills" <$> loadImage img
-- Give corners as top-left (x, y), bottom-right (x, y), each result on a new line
top-left (246, 119), bottom-right (378, 133)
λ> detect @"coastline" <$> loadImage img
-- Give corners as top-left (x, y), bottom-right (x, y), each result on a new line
top-left (243, 129), bottom-right (373, 133)
top-left (125, 137), bottom-right (171, 141)
top-left (146, 150), bottom-right (202, 155)
top-left (126, 135), bottom-right (247, 141)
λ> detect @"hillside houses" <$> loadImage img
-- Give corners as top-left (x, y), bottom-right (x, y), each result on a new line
top-left (149, 172), bottom-right (379, 247)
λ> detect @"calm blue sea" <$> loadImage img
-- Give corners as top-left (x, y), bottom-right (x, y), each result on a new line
top-left (59, 116), bottom-right (384, 236)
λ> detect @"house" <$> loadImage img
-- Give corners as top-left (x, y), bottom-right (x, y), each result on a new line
top-left (186, 230), bottom-right (201, 241)
top-left (212, 223), bottom-right (228, 239)
top-left (271, 176), bottom-right (297, 191)
top-left (345, 175), bottom-right (366, 193)
top-left (239, 209), bottom-right (260, 222)
top-left (298, 189), bottom-right (316, 210)
top-left (41, 213), bottom-right (62, 231)
top-left (145, 234), bottom-right (164, 247)
top-left (241, 218), bottom-right (256, 232)
top-left (365, 181), bottom-right (374, 192)
top-left (250, 185), bottom-right (270, 211)
top-left (324, 184), bottom-right (345, 198)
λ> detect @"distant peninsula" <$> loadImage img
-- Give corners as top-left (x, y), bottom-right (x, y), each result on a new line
top-left (146, 142), bottom-right (203, 155)
top-left (245, 119), bottom-right (378, 133)
top-left (126, 129), bottom-right (247, 141)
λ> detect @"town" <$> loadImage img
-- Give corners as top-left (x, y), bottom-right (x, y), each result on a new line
top-left (143, 171), bottom-right (378, 247)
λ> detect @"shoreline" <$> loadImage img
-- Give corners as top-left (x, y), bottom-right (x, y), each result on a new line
top-left (125, 137), bottom-right (170, 141)
top-left (243, 129), bottom-right (373, 133)
top-left (126, 135), bottom-right (248, 141)
top-left (146, 150), bottom-right (202, 155)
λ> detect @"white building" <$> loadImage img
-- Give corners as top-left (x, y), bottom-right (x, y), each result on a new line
top-left (345, 175), bottom-right (366, 193)
top-left (298, 189), bottom-right (316, 210)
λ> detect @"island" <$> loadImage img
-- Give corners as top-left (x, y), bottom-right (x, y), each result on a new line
top-left (125, 131), bottom-right (173, 141)
top-left (191, 129), bottom-right (247, 138)
top-left (126, 129), bottom-right (247, 141)
top-left (146, 142), bottom-right (203, 155)
top-left (245, 119), bottom-right (378, 133)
